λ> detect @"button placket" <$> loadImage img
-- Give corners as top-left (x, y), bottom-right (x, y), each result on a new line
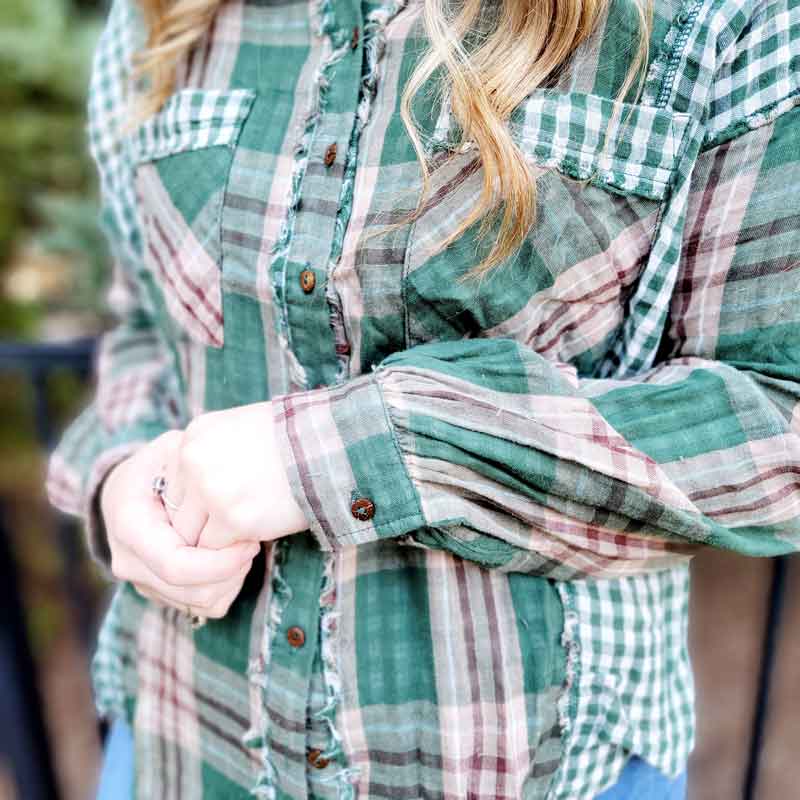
top-left (257, 534), bottom-right (326, 798)
top-left (278, 54), bottom-right (363, 389)
top-left (300, 268), bottom-right (317, 293)
top-left (287, 625), bottom-right (306, 647)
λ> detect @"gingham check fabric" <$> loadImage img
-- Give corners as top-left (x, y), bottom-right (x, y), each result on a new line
top-left (46, 0), bottom-right (800, 796)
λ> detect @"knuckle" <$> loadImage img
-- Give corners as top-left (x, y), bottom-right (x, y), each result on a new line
top-left (222, 506), bottom-right (247, 534)
top-left (179, 437), bottom-right (204, 474)
top-left (223, 503), bottom-right (254, 535)
top-left (152, 429), bottom-right (183, 453)
top-left (162, 428), bottom-right (184, 445)
top-left (183, 415), bottom-right (207, 442)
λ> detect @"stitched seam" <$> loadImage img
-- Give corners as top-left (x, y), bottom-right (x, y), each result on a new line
top-left (655, 0), bottom-right (706, 109)
top-left (370, 372), bottom-right (427, 527)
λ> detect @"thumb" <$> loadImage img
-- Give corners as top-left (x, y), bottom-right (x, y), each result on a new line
top-left (169, 480), bottom-right (209, 547)
top-left (195, 514), bottom-right (257, 551)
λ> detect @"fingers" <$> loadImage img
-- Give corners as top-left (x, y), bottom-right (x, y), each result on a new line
top-left (194, 514), bottom-right (245, 551)
top-left (122, 499), bottom-right (259, 587)
top-left (130, 559), bottom-right (252, 618)
top-left (197, 578), bottom-right (246, 619)
top-left (117, 536), bottom-right (252, 596)
top-left (140, 529), bottom-right (258, 586)
top-left (169, 481), bottom-right (209, 547)
top-left (106, 426), bottom-right (259, 620)
top-left (159, 431), bottom-right (209, 546)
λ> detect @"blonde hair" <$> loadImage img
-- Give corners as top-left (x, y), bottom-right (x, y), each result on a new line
top-left (133, 0), bottom-right (653, 279)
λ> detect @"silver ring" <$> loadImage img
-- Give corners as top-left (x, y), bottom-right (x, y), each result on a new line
top-left (152, 474), bottom-right (181, 511)
top-left (185, 606), bottom-right (207, 630)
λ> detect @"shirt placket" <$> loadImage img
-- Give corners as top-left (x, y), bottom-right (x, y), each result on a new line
top-left (253, 0), bottom-right (366, 797)
top-left (271, 0), bottom-right (365, 392)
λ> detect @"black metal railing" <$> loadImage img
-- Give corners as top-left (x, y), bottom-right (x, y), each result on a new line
top-left (0, 337), bottom-right (96, 800)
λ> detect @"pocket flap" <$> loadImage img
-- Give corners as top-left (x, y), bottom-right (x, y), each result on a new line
top-left (129, 88), bottom-right (256, 164)
top-left (509, 90), bottom-right (693, 200)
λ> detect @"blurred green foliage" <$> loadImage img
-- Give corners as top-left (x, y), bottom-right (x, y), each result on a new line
top-left (0, 0), bottom-right (111, 652)
top-left (0, 0), bottom-right (108, 335)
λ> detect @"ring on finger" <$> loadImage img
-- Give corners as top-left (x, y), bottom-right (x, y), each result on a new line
top-left (184, 605), bottom-right (207, 630)
top-left (152, 474), bottom-right (182, 511)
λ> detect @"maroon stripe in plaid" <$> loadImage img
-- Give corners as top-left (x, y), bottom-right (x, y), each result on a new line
top-left (279, 392), bottom-right (339, 549)
top-left (481, 568), bottom-right (510, 797)
top-left (454, 558), bottom-right (486, 799)
top-left (149, 213), bottom-right (223, 327)
top-left (688, 464), bottom-right (800, 504)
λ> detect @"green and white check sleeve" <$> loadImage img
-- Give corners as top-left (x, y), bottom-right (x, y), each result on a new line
top-left (45, 0), bottom-right (186, 568)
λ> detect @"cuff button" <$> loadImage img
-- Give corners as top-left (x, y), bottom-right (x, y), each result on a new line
top-left (350, 497), bottom-right (375, 521)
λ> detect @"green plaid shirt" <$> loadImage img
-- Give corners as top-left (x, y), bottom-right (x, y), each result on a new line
top-left (46, 0), bottom-right (800, 795)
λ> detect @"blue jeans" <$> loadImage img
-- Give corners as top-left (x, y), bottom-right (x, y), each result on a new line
top-left (96, 718), bottom-right (687, 799)
top-left (596, 754), bottom-right (687, 799)
top-left (95, 717), bottom-right (134, 800)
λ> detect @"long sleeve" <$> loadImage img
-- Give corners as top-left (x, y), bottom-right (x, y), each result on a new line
top-left (45, 0), bottom-right (185, 567)
top-left (271, 6), bottom-right (800, 578)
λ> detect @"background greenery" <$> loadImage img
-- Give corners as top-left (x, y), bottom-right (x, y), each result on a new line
top-left (1, 2), bottom-right (111, 797)
top-left (0, 0), bottom-right (108, 339)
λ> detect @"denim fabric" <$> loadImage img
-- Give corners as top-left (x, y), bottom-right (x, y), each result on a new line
top-left (595, 755), bottom-right (687, 799)
top-left (95, 717), bottom-right (134, 800)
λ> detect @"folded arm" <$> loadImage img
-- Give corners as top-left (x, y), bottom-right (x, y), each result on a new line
top-left (272, 104), bottom-right (800, 578)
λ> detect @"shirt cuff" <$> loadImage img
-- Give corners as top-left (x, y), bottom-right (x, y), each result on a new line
top-left (270, 372), bottom-right (426, 551)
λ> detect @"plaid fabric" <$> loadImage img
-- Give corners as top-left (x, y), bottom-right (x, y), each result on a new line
top-left (45, 0), bottom-right (800, 796)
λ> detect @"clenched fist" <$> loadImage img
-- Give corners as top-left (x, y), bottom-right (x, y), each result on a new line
top-left (99, 401), bottom-right (310, 620)
top-left (100, 429), bottom-right (259, 620)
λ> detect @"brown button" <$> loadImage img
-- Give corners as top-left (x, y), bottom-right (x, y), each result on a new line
top-left (350, 25), bottom-right (359, 49)
top-left (299, 269), bottom-right (316, 293)
top-left (307, 748), bottom-right (330, 769)
top-left (335, 341), bottom-right (351, 355)
top-left (350, 497), bottom-right (375, 521)
top-left (286, 626), bottom-right (305, 647)
top-left (323, 142), bottom-right (338, 167)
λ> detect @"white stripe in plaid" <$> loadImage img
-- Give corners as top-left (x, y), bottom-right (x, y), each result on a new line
top-left (129, 88), bottom-right (256, 164)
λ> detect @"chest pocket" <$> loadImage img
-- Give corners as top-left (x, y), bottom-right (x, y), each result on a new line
top-left (129, 88), bottom-right (256, 348)
top-left (402, 89), bottom-right (692, 366)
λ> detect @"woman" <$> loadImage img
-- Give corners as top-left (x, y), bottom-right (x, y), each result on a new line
top-left (46, 0), bottom-right (799, 795)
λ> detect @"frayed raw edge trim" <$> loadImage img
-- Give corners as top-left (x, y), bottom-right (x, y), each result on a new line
top-left (267, 0), bottom-right (352, 391)
top-left (548, 581), bottom-right (581, 800)
top-left (325, 0), bottom-right (409, 386)
top-left (243, 540), bottom-right (294, 799)
top-left (308, 551), bottom-right (361, 798)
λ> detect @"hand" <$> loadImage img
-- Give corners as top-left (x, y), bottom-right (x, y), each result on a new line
top-left (163, 401), bottom-right (309, 550)
top-left (100, 429), bottom-right (261, 619)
